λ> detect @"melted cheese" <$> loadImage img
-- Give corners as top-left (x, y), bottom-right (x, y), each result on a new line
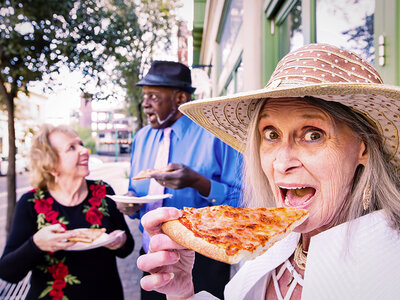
top-left (179, 205), bottom-right (308, 256)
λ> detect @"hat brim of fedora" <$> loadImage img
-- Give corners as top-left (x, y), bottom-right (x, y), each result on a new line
top-left (136, 78), bottom-right (196, 94)
top-left (180, 82), bottom-right (400, 167)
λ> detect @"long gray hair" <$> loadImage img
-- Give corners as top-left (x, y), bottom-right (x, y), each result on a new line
top-left (243, 97), bottom-right (400, 231)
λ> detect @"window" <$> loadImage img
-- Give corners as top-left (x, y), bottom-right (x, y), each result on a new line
top-left (223, 59), bottom-right (243, 96)
top-left (316, 0), bottom-right (375, 64)
top-left (219, 0), bottom-right (243, 71)
top-left (288, 1), bottom-right (303, 51)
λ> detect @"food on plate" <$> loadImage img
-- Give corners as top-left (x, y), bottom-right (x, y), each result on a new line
top-left (67, 228), bottom-right (106, 243)
top-left (132, 167), bottom-right (174, 180)
top-left (161, 205), bottom-right (309, 264)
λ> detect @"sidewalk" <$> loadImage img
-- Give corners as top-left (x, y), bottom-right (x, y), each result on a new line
top-left (0, 155), bottom-right (142, 300)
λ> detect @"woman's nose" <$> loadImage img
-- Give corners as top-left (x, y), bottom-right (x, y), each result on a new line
top-left (272, 144), bottom-right (302, 174)
top-left (79, 145), bottom-right (89, 154)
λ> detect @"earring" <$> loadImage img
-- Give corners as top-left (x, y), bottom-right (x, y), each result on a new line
top-left (54, 174), bottom-right (58, 184)
top-left (362, 184), bottom-right (371, 210)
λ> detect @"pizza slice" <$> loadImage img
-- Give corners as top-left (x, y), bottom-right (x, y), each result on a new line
top-left (161, 205), bottom-right (309, 264)
top-left (67, 228), bottom-right (106, 243)
top-left (132, 167), bottom-right (174, 180)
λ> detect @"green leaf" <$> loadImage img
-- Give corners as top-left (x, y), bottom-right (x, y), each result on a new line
top-left (38, 285), bottom-right (52, 298)
top-left (59, 216), bottom-right (70, 225)
top-left (65, 274), bottom-right (81, 285)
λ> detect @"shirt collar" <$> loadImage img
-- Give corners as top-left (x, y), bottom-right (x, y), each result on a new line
top-left (169, 115), bottom-right (190, 140)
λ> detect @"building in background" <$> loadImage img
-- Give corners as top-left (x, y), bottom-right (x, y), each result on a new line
top-left (193, 0), bottom-right (400, 99)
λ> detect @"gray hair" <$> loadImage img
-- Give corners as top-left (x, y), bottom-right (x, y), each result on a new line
top-left (243, 97), bottom-right (400, 231)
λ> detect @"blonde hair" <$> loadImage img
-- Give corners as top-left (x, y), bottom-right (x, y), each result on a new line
top-left (29, 124), bottom-right (79, 190)
top-left (243, 97), bottom-right (400, 231)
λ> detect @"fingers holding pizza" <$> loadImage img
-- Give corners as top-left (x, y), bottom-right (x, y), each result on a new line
top-left (137, 207), bottom-right (195, 298)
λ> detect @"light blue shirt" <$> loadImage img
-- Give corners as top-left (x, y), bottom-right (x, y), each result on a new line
top-left (128, 115), bottom-right (243, 225)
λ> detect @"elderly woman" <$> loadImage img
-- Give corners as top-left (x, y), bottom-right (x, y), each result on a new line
top-left (0, 124), bottom-right (134, 300)
top-left (135, 44), bottom-right (400, 300)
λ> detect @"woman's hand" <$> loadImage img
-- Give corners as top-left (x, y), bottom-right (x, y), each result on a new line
top-left (33, 224), bottom-right (76, 252)
top-left (104, 230), bottom-right (127, 250)
top-left (137, 207), bottom-right (195, 299)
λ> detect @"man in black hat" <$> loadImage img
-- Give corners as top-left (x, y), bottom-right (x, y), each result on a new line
top-left (117, 60), bottom-right (243, 299)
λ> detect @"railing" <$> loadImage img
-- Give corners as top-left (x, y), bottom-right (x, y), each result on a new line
top-left (0, 272), bottom-right (31, 300)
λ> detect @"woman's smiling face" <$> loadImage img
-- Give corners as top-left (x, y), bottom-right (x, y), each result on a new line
top-left (258, 98), bottom-right (367, 233)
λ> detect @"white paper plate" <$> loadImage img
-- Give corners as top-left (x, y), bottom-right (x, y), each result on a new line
top-left (108, 193), bottom-right (172, 204)
top-left (66, 231), bottom-right (123, 251)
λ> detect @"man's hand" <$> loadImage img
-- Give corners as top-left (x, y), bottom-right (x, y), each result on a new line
top-left (151, 163), bottom-right (211, 196)
top-left (116, 191), bottom-right (144, 215)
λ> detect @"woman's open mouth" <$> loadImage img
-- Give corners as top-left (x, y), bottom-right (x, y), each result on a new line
top-left (279, 186), bottom-right (316, 208)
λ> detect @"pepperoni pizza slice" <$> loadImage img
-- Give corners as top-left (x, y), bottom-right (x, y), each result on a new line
top-left (161, 205), bottom-right (309, 264)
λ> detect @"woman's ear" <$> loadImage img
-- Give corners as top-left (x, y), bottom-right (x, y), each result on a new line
top-left (358, 140), bottom-right (368, 166)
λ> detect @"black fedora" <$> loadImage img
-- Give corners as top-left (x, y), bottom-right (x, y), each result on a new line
top-left (136, 60), bottom-right (196, 94)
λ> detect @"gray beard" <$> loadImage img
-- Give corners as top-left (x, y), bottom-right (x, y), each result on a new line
top-left (155, 107), bottom-right (178, 127)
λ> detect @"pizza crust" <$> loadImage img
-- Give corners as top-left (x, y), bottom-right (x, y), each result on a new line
top-left (67, 228), bottom-right (106, 243)
top-left (161, 208), bottom-right (309, 265)
top-left (132, 167), bottom-right (174, 180)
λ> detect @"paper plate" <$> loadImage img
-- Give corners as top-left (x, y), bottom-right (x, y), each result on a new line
top-left (66, 231), bottom-right (123, 251)
top-left (108, 193), bottom-right (172, 204)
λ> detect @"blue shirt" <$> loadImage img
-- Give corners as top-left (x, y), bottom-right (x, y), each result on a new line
top-left (128, 115), bottom-right (243, 223)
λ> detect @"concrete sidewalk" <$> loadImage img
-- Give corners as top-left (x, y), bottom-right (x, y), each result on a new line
top-left (0, 157), bottom-right (142, 300)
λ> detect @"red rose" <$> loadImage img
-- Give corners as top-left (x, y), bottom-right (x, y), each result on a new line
top-left (34, 197), bottom-right (53, 214)
top-left (52, 279), bottom-right (67, 290)
top-left (45, 210), bottom-right (59, 223)
top-left (88, 197), bottom-right (101, 207)
top-left (50, 261), bottom-right (69, 280)
top-left (86, 206), bottom-right (103, 225)
top-left (90, 184), bottom-right (107, 199)
top-left (49, 288), bottom-right (64, 300)
top-left (29, 188), bottom-right (36, 193)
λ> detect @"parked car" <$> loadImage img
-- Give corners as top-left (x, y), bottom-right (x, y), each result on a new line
top-left (0, 155), bottom-right (28, 176)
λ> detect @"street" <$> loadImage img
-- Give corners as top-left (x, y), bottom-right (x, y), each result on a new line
top-left (0, 155), bottom-right (142, 300)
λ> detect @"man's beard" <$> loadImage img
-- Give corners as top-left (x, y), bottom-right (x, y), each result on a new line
top-left (155, 106), bottom-right (178, 128)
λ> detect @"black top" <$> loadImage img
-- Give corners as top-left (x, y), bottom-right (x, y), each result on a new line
top-left (0, 180), bottom-right (134, 300)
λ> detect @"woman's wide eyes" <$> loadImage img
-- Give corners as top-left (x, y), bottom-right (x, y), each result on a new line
top-left (263, 128), bottom-right (324, 142)
top-left (263, 128), bottom-right (279, 140)
top-left (304, 130), bottom-right (323, 141)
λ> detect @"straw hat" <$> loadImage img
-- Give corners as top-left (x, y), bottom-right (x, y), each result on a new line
top-left (179, 43), bottom-right (400, 169)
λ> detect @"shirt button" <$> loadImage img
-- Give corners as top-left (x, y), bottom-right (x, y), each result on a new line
top-left (211, 199), bottom-right (216, 203)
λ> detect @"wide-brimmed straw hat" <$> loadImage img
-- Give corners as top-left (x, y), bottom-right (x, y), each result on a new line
top-left (179, 43), bottom-right (400, 169)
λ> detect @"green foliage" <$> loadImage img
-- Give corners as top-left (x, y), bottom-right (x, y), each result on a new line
top-left (111, 0), bottom-right (181, 129)
top-left (76, 124), bottom-right (96, 153)
top-left (0, 0), bottom-right (180, 234)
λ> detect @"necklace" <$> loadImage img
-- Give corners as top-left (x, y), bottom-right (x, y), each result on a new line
top-left (293, 237), bottom-right (308, 270)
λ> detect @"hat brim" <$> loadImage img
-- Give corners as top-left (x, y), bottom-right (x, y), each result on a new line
top-left (136, 78), bottom-right (196, 94)
top-left (179, 82), bottom-right (400, 168)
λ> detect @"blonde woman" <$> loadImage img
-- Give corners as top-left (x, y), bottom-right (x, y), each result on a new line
top-left (135, 44), bottom-right (400, 299)
top-left (0, 124), bottom-right (134, 300)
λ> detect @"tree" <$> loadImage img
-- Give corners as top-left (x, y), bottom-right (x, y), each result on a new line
top-left (0, 0), bottom-right (146, 234)
top-left (111, 0), bottom-right (181, 129)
